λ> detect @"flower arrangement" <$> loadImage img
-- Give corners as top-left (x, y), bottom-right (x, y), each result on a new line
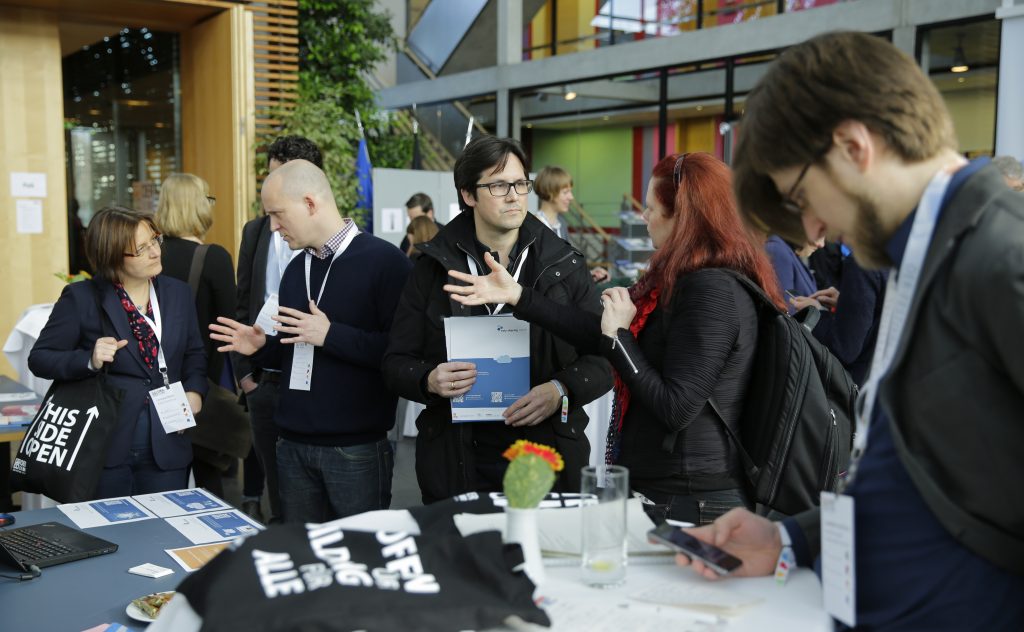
top-left (502, 440), bottom-right (564, 509)
top-left (54, 270), bottom-right (92, 284)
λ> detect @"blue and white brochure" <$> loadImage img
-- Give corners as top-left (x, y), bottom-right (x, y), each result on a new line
top-left (58, 496), bottom-right (156, 529)
top-left (444, 314), bottom-right (530, 422)
top-left (133, 488), bottom-right (228, 518)
top-left (165, 509), bottom-right (263, 544)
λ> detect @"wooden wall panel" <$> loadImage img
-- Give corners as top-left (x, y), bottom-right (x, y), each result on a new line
top-left (0, 8), bottom-right (68, 377)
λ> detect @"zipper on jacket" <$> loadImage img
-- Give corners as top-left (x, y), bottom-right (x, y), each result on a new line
top-left (611, 334), bottom-right (640, 374)
top-left (818, 409), bottom-right (838, 491)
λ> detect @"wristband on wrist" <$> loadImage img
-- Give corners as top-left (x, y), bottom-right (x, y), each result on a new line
top-left (550, 380), bottom-right (569, 424)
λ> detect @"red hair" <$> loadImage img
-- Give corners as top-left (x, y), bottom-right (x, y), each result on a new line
top-left (634, 152), bottom-right (785, 310)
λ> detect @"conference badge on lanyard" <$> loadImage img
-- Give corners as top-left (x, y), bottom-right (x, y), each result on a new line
top-left (140, 282), bottom-right (198, 433)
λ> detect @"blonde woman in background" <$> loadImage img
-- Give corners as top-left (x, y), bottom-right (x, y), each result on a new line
top-left (156, 173), bottom-right (240, 497)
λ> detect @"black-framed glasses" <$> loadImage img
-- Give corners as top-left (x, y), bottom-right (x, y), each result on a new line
top-left (475, 179), bottom-right (533, 197)
top-left (125, 234), bottom-right (164, 257)
top-left (206, 195), bottom-right (217, 204)
top-left (781, 143), bottom-right (832, 216)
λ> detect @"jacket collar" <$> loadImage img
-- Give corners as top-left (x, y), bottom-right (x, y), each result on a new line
top-left (94, 276), bottom-right (169, 375)
top-left (888, 164), bottom-right (1006, 371)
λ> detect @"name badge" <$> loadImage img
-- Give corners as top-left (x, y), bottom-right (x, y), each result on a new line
top-left (821, 491), bottom-right (856, 627)
top-left (255, 293), bottom-right (280, 337)
top-left (289, 342), bottom-right (314, 391)
top-left (149, 382), bottom-right (198, 434)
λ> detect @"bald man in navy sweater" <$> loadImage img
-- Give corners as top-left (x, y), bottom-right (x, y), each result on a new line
top-left (212, 160), bottom-right (411, 522)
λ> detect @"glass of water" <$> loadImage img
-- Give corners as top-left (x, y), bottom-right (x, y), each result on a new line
top-left (580, 465), bottom-right (629, 587)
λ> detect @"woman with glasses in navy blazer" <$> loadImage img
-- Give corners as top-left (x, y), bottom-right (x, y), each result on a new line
top-left (29, 206), bottom-right (208, 499)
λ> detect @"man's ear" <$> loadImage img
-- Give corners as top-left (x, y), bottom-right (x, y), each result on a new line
top-left (460, 189), bottom-right (477, 209)
top-left (304, 193), bottom-right (317, 215)
top-left (831, 120), bottom-right (875, 174)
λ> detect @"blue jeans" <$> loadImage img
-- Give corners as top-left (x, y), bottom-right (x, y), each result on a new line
top-left (94, 408), bottom-right (189, 498)
top-left (276, 437), bottom-right (393, 524)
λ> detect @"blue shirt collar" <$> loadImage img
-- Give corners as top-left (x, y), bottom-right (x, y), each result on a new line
top-left (884, 158), bottom-right (989, 268)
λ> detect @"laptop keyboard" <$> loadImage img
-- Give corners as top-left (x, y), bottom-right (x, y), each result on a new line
top-left (0, 528), bottom-right (74, 561)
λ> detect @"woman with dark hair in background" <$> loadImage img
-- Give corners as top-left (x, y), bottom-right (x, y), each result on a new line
top-left (29, 207), bottom-right (207, 498)
top-left (446, 152), bottom-right (784, 525)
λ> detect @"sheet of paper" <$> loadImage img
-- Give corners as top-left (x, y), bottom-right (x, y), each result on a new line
top-left (165, 542), bottom-right (230, 572)
top-left (507, 595), bottom-right (720, 631)
top-left (255, 293), bottom-right (280, 337)
top-left (0, 391), bottom-right (38, 403)
top-left (133, 488), bottom-right (229, 518)
top-left (10, 172), bottom-right (47, 197)
top-left (629, 581), bottom-right (762, 615)
top-left (165, 509), bottom-right (263, 544)
top-left (15, 199), bottom-right (43, 234)
top-left (58, 496), bottom-right (156, 528)
top-left (445, 315), bottom-right (530, 422)
top-left (149, 382), bottom-right (197, 433)
top-left (381, 207), bottom-right (406, 233)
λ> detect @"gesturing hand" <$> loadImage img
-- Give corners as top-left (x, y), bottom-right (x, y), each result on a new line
top-left (427, 362), bottom-right (477, 399)
top-left (809, 286), bottom-right (839, 309)
top-left (91, 337), bottom-right (128, 369)
top-left (274, 301), bottom-right (331, 347)
top-left (600, 287), bottom-right (637, 337)
top-left (503, 382), bottom-right (561, 427)
top-left (445, 252), bottom-right (523, 307)
top-left (789, 295), bottom-right (823, 312)
top-left (209, 317), bottom-right (267, 356)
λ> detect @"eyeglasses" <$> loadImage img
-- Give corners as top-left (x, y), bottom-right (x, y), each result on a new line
top-left (781, 143), bottom-right (832, 216)
top-left (125, 234), bottom-right (164, 257)
top-left (475, 179), bottom-right (533, 197)
top-left (206, 195), bottom-right (216, 204)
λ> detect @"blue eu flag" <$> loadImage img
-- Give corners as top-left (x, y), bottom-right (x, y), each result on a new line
top-left (356, 137), bottom-right (373, 234)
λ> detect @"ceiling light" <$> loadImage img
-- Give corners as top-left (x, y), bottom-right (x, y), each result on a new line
top-left (957, 77), bottom-right (965, 83)
top-left (602, 115), bottom-right (610, 121)
top-left (696, 105), bottom-right (704, 111)
top-left (563, 86), bottom-right (577, 101)
top-left (951, 34), bottom-right (969, 73)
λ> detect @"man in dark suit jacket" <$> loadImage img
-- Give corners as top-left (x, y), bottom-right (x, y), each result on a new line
top-left (675, 32), bottom-right (1024, 628)
top-left (233, 136), bottom-right (322, 523)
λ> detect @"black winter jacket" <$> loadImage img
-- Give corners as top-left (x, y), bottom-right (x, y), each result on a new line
top-left (382, 212), bottom-right (613, 503)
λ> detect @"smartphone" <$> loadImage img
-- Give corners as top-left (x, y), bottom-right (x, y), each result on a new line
top-left (647, 523), bottom-right (743, 575)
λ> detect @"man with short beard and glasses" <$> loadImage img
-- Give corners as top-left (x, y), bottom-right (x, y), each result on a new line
top-left (674, 31), bottom-right (1024, 629)
top-left (382, 136), bottom-right (612, 504)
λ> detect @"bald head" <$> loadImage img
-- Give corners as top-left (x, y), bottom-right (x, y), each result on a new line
top-left (262, 158), bottom-right (343, 252)
top-left (264, 158), bottom-right (334, 207)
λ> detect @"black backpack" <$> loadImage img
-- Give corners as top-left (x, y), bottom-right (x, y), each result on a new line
top-left (710, 270), bottom-right (857, 516)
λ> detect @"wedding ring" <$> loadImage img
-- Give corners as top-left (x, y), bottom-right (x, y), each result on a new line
top-left (450, 381), bottom-right (455, 390)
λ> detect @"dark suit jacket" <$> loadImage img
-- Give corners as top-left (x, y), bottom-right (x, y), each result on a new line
top-left (791, 164), bottom-right (1024, 574)
top-left (28, 277), bottom-right (208, 470)
top-left (233, 215), bottom-right (273, 381)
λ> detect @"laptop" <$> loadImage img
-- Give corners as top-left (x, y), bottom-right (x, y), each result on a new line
top-left (0, 522), bottom-right (118, 570)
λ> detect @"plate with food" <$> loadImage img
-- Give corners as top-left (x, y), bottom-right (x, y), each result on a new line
top-left (126, 591), bottom-right (176, 623)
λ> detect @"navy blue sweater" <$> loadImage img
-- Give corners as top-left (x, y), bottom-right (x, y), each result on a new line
top-left (257, 232), bottom-right (412, 446)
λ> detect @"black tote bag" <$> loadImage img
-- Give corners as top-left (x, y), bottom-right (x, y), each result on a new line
top-left (10, 282), bottom-right (126, 503)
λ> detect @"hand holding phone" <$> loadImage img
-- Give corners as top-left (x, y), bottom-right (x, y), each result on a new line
top-left (647, 523), bottom-right (743, 575)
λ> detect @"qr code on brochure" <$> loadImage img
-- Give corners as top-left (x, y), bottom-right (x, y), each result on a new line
top-left (491, 391), bottom-right (503, 403)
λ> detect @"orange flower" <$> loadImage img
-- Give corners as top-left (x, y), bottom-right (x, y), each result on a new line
top-left (502, 439), bottom-right (564, 472)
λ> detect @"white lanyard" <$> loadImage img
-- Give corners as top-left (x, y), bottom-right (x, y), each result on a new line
top-left (303, 225), bottom-right (359, 305)
top-left (272, 231), bottom-right (297, 283)
top-left (851, 162), bottom-right (965, 463)
top-left (136, 281), bottom-right (169, 387)
top-left (466, 246), bottom-right (530, 315)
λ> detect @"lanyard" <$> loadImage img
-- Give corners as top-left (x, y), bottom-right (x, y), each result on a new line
top-left (136, 281), bottom-right (169, 387)
top-left (272, 231), bottom-right (297, 283)
top-left (304, 225), bottom-right (359, 305)
top-left (846, 162), bottom-right (964, 483)
top-left (466, 246), bottom-right (530, 315)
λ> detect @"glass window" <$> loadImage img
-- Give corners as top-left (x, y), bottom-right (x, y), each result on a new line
top-left (63, 27), bottom-right (180, 274)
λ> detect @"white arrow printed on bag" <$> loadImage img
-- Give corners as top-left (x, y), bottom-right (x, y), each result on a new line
top-left (86, 406), bottom-right (99, 423)
top-left (67, 406), bottom-right (99, 471)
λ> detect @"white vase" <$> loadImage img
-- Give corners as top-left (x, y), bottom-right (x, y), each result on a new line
top-left (505, 506), bottom-right (546, 588)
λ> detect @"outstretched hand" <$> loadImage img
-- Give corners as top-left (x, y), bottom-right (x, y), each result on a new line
top-left (274, 301), bottom-right (331, 347)
top-left (444, 252), bottom-right (523, 307)
top-left (209, 317), bottom-right (266, 356)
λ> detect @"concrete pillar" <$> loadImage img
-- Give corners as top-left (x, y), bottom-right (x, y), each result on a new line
top-left (996, 2), bottom-right (1024, 159)
top-left (497, 0), bottom-right (522, 67)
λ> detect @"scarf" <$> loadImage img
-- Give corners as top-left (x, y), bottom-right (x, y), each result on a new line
top-left (114, 283), bottom-right (159, 370)
top-left (604, 285), bottom-right (660, 465)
